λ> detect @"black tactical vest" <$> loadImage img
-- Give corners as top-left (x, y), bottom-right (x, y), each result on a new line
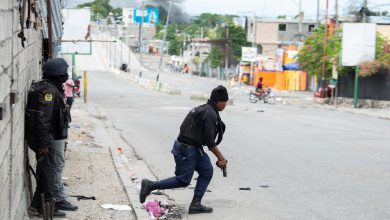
top-left (25, 80), bottom-right (70, 152)
top-left (179, 104), bottom-right (225, 147)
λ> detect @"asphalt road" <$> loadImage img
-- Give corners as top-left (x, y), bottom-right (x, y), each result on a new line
top-left (83, 68), bottom-right (390, 220)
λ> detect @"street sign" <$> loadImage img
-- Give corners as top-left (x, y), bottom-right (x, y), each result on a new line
top-left (342, 23), bottom-right (376, 66)
top-left (122, 8), bottom-right (134, 25)
top-left (133, 8), bottom-right (159, 25)
top-left (241, 47), bottom-right (257, 62)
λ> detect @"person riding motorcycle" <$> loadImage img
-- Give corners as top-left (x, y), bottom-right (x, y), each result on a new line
top-left (255, 77), bottom-right (264, 94)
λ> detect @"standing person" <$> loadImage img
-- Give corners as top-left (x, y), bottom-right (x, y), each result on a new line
top-left (183, 63), bottom-right (189, 74)
top-left (140, 85), bottom-right (229, 214)
top-left (26, 58), bottom-right (78, 217)
top-left (63, 78), bottom-right (75, 109)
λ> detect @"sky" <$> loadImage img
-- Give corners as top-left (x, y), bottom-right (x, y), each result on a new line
top-left (183, 0), bottom-right (390, 18)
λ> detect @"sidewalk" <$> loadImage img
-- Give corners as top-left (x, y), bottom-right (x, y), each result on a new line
top-left (230, 83), bottom-right (390, 120)
top-left (60, 99), bottom-right (180, 220)
top-left (45, 100), bottom-right (136, 219)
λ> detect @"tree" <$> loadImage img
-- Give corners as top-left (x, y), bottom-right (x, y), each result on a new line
top-left (193, 13), bottom-right (232, 29)
top-left (297, 26), bottom-right (390, 79)
top-left (77, 0), bottom-right (121, 21)
top-left (277, 15), bottom-right (287, 19)
top-left (228, 25), bottom-right (249, 62)
top-left (206, 46), bottom-right (224, 68)
top-left (296, 26), bottom-right (342, 79)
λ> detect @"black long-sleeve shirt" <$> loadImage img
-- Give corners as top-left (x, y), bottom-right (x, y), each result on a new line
top-left (178, 104), bottom-right (219, 149)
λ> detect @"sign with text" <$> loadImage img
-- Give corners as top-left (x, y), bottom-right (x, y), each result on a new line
top-left (122, 8), bottom-right (134, 25)
top-left (342, 23), bottom-right (376, 66)
top-left (133, 8), bottom-right (159, 25)
top-left (241, 47), bottom-right (257, 62)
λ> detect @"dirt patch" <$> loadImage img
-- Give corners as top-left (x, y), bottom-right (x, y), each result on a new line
top-left (62, 107), bottom-right (135, 220)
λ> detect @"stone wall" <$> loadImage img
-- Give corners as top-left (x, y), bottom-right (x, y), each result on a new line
top-left (0, 0), bottom-right (43, 219)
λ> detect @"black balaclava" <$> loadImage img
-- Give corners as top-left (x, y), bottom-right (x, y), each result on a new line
top-left (42, 58), bottom-right (69, 93)
top-left (210, 85), bottom-right (229, 103)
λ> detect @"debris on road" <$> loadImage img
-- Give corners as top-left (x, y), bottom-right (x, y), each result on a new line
top-left (239, 187), bottom-right (251, 190)
top-left (144, 200), bottom-right (183, 219)
top-left (144, 200), bottom-right (166, 218)
top-left (70, 195), bottom-right (97, 201)
top-left (151, 191), bottom-right (164, 195)
top-left (101, 204), bottom-right (132, 211)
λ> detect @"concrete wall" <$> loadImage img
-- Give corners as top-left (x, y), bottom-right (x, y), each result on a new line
top-left (248, 20), bottom-right (317, 56)
top-left (377, 25), bottom-right (390, 40)
top-left (0, 0), bottom-right (43, 219)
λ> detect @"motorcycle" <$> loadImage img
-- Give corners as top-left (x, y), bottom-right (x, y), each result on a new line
top-left (249, 88), bottom-right (276, 104)
top-left (120, 63), bottom-right (129, 72)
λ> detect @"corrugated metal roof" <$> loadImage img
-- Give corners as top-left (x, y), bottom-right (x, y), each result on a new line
top-left (38, 0), bottom-right (64, 57)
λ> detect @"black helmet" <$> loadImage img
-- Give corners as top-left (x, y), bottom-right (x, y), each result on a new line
top-left (42, 58), bottom-right (69, 78)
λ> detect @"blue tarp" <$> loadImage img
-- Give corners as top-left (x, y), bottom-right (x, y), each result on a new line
top-left (282, 63), bottom-right (301, 70)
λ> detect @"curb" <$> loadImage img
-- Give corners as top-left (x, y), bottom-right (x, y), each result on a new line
top-left (86, 104), bottom-right (157, 220)
top-left (111, 69), bottom-right (182, 96)
top-left (109, 147), bottom-right (150, 220)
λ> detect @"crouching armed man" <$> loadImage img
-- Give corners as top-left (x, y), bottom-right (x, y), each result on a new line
top-left (140, 85), bottom-right (229, 214)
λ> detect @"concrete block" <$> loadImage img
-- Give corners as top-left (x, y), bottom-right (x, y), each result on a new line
top-left (0, 99), bottom-right (11, 144)
top-left (0, 38), bottom-right (12, 69)
top-left (0, 0), bottom-right (10, 10)
top-left (191, 91), bottom-right (208, 101)
top-left (0, 73), bottom-right (11, 101)
top-left (0, 10), bottom-right (12, 42)
top-left (0, 177), bottom-right (10, 220)
top-left (0, 151), bottom-right (10, 191)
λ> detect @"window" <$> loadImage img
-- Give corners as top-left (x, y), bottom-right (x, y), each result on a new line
top-left (278, 24), bottom-right (287, 32)
top-left (308, 24), bottom-right (315, 32)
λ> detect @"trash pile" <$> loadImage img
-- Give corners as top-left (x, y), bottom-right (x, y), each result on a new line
top-left (144, 200), bottom-right (183, 219)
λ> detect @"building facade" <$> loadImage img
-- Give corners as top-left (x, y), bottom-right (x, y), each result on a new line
top-left (247, 18), bottom-right (318, 57)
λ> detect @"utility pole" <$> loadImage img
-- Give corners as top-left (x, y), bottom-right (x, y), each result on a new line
top-left (200, 27), bottom-right (205, 77)
top-left (298, 0), bottom-right (303, 40)
top-left (224, 25), bottom-right (229, 81)
top-left (251, 15), bottom-right (256, 47)
top-left (156, 0), bottom-right (173, 82)
top-left (335, 0), bottom-right (339, 27)
top-left (127, 32), bottom-right (131, 71)
top-left (254, 15), bottom-right (257, 48)
top-left (354, 0), bottom-right (369, 108)
top-left (321, 0), bottom-right (329, 89)
top-left (363, 0), bottom-right (368, 23)
top-left (182, 33), bottom-right (186, 57)
top-left (316, 0), bottom-right (320, 26)
top-left (139, 1), bottom-right (145, 78)
top-left (46, 0), bottom-right (53, 58)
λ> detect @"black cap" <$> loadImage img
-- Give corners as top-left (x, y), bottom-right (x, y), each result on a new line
top-left (210, 85), bottom-right (229, 102)
top-left (42, 58), bottom-right (69, 78)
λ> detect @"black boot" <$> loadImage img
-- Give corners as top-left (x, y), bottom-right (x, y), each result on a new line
top-left (188, 196), bottom-right (213, 214)
top-left (139, 178), bottom-right (159, 203)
